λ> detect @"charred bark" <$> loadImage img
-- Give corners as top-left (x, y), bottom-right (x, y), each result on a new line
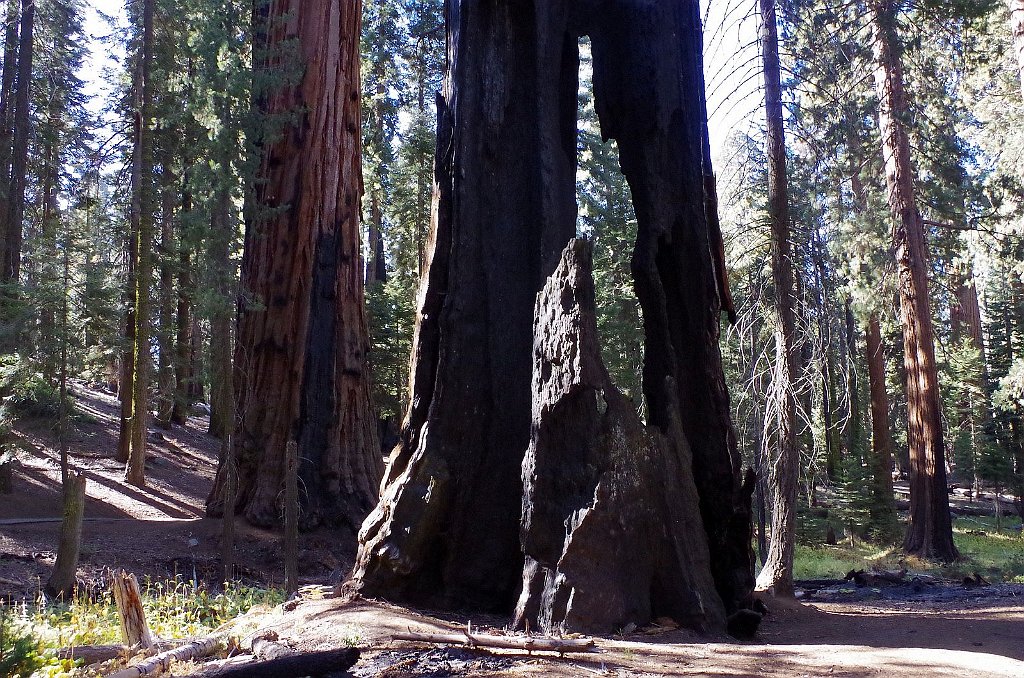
top-left (348, 1), bottom-right (579, 610)
top-left (870, 0), bottom-right (957, 560)
top-left (514, 240), bottom-right (733, 635)
top-left (206, 0), bottom-right (381, 531)
top-left (349, 0), bottom-right (753, 624)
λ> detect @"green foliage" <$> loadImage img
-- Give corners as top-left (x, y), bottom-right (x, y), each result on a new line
top-left (0, 361), bottom-right (64, 420)
top-left (13, 579), bottom-right (283, 677)
top-left (0, 606), bottom-right (49, 678)
top-left (794, 516), bottom-right (1024, 582)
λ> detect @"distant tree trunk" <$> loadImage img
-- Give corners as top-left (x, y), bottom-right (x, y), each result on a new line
top-left (156, 162), bottom-right (177, 429)
top-left (206, 0), bottom-right (381, 530)
top-left (844, 301), bottom-right (864, 459)
top-left (366, 194), bottom-right (386, 285)
top-left (865, 313), bottom-right (896, 532)
top-left (870, 0), bottom-right (957, 560)
top-left (171, 171), bottom-right (194, 426)
top-left (124, 0), bottom-right (155, 487)
top-left (206, 182), bottom-right (233, 440)
top-left (349, 0), bottom-right (754, 625)
top-left (1010, 0), bottom-right (1024, 99)
top-left (952, 277), bottom-right (986, 360)
top-left (0, 0), bottom-right (30, 285)
top-left (0, 0), bottom-right (17, 286)
top-left (755, 0), bottom-right (800, 597)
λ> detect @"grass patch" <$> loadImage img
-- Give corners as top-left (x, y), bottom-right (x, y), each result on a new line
top-left (793, 514), bottom-right (1024, 583)
top-left (1, 579), bottom-right (284, 677)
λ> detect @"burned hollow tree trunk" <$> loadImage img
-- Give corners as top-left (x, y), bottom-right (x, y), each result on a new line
top-left (349, 0), bottom-right (754, 627)
top-left (514, 240), bottom-right (735, 635)
top-left (583, 0), bottom-right (755, 620)
top-left (206, 0), bottom-right (381, 531)
top-left (347, 1), bottom-right (580, 611)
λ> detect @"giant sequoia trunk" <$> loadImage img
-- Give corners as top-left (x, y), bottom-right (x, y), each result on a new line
top-left (206, 0), bottom-right (382, 530)
top-left (870, 0), bottom-right (957, 560)
top-left (754, 0), bottom-right (800, 597)
top-left (348, 0), bottom-right (754, 631)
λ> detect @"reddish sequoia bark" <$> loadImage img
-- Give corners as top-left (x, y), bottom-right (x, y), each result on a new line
top-left (206, 0), bottom-right (382, 530)
top-left (753, 0), bottom-right (800, 597)
top-left (349, 0), bottom-right (754, 626)
top-left (870, 0), bottom-right (957, 560)
top-left (866, 313), bottom-right (896, 530)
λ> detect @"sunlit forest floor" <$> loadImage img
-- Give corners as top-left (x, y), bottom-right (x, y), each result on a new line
top-left (1, 384), bottom-right (1023, 677)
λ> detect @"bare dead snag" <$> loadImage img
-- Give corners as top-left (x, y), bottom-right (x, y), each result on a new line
top-left (111, 570), bottom-right (155, 650)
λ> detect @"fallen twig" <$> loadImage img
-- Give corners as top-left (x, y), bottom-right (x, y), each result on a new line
top-left (393, 630), bottom-right (596, 653)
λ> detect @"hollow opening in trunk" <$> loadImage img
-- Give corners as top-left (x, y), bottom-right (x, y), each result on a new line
top-left (575, 36), bottom-right (645, 419)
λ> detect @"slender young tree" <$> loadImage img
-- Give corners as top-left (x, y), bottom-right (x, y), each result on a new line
top-left (870, 0), bottom-right (957, 560)
top-left (754, 0), bottom-right (800, 597)
top-left (206, 0), bottom-right (382, 530)
top-left (123, 0), bottom-right (156, 486)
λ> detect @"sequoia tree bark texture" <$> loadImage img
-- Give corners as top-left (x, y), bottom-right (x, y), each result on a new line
top-left (871, 0), bottom-right (958, 560)
top-left (206, 0), bottom-right (382, 531)
top-left (348, 0), bottom-right (754, 634)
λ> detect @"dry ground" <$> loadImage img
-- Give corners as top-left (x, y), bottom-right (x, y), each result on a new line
top-left (2, 384), bottom-right (1023, 677)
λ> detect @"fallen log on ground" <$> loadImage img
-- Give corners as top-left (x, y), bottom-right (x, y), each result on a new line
top-left (186, 647), bottom-right (360, 678)
top-left (393, 630), bottom-right (595, 653)
top-left (56, 644), bottom-right (126, 666)
top-left (105, 636), bottom-right (223, 678)
top-left (57, 639), bottom-right (191, 667)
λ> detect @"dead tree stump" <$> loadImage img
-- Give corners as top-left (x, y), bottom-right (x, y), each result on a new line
top-left (514, 240), bottom-right (725, 634)
top-left (45, 471), bottom-right (87, 598)
top-left (111, 570), bottom-right (155, 650)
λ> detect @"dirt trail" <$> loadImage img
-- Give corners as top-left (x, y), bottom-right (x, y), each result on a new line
top-left (2, 384), bottom-right (1023, 676)
top-left (235, 595), bottom-right (1024, 678)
